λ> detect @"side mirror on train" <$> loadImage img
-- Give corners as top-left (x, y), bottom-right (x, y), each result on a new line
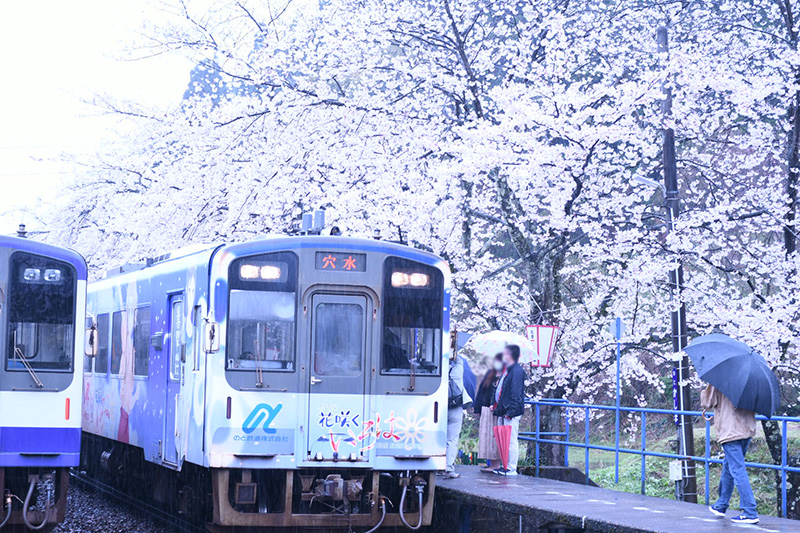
top-left (204, 321), bottom-right (220, 354)
top-left (84, 325), bottom-right (98, 357)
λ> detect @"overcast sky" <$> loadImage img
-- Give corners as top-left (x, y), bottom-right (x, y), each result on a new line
top-left (0, 1), bottom-right (191, 231)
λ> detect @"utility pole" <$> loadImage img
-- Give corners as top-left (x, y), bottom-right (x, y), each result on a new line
top-left (658, 25), bottom-right (697, 504)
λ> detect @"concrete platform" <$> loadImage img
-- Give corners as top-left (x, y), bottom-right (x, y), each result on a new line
top-left (433, 466), bottom-right (800, 533)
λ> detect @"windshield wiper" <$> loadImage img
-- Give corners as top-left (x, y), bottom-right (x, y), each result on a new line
top-left (409, 349), bottom-right (416, 392)
top-left (13, 333), bottom-right (43, 388)
top-left (255, 352), bottom-right (264, 388)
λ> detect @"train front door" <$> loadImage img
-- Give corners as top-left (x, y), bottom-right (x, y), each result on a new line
top-left (307, 293), bottom-right (371, 462)
top-left (164, 294), bottom-right (183, 466)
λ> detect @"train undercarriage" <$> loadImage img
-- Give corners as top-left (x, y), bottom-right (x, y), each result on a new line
top-left (210, 468), bottom-right (434, 530)
top-left (0, 467), bottom-right (69, 532)
top-left (82, 433), bottom-right (435, 531)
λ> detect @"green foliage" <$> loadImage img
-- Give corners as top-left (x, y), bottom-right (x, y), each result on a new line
top-left (589, 430), bottom-right (800, 517)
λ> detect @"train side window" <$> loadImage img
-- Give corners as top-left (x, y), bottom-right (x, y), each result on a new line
top-left (313, 302), bottom-right (363, 377)
top-left (192, 305), bottom-right (201, 372)
top-left (111, 308), bottom-right (149, 376)
top-left (381, 257), bottom-right (444, 376)
top-left (111, 311), bottom-right (123, 374)
top-left (92, 313), bottom-right (110, 375)
top-left (134, 306), bottom-right (150, 376)
top-left (169, 299), bottom-right (182, 380)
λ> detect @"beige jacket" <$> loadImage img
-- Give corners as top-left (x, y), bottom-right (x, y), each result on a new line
top-left (701, 385), bottom-right (756, 444)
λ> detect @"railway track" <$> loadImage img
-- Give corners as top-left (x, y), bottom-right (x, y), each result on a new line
top-left (68, 470), bottom-right (205, 533)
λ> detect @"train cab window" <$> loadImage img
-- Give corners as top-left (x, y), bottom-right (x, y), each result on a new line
top-left (313, 302), bottom-right (363, 377)
top-left (381, 257), bottom-right (444, 376)
top-left (227, 252), bottom-right (298, 373)
top-left (91, 313), bottom-right (110, 374)
top-left (7, 252), bottom-right (76, 372)
top-left (134, 306), bottom-right (150, 376)
top-left (228, 291), bottom-right (295, 371)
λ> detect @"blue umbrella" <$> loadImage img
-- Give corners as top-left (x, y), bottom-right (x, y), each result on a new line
top-left (460, 356), bottom-right (476, 403)
top-left (683, 333), bottom-right (780, 417)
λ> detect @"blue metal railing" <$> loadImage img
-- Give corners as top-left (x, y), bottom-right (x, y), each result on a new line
top-left (520, 400), bottom-right (800, 518)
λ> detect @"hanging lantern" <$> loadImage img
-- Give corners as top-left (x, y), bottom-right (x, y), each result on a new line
top-left (525, 325), bottom-right (559, 367)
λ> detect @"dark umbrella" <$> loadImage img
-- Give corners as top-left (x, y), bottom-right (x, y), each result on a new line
top-left (683, 333), bottom-right (780, 417)
top-left (455, 334), bottom-right (476, 403)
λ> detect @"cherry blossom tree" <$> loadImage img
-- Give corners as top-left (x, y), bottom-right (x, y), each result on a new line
top-left (47, 1), bottom-right (800, 478)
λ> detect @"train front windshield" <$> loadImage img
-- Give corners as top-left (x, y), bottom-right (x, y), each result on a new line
top-left (227, 252), bottom-right (297, 372)
top-left (382, 257), bottom-right (444, 375)
top-left (7, 252), bottom-right (76, 372)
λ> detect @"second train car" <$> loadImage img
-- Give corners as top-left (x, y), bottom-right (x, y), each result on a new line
top-left (81, 233), bottom-right (450, 530)
top-left (0, 234), bottom-right (86, 531)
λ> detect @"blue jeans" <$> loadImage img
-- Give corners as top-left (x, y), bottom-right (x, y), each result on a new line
top-left (712, 438), bottom-right (758, 519)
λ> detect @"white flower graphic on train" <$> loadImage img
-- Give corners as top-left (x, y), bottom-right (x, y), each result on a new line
top-left (393, 409), bottom-right (429, 451)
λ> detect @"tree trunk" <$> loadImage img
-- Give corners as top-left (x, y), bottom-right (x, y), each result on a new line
top-left (786, 86), bottom-right (800, 255)
top-left (526, 385), bottom-right (567, 467)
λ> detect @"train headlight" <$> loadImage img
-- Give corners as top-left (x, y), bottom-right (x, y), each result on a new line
top-left (391, 272), bottom-right (410, 287)
top-left (240, 264), bottom-right (260, 279)
top-left (240, 263), bottom-right (283, 281)
top-left (391, 271), bottom-right (430, 287)
top-left (260, 265), bottom-right (282, 280)
top-left (409, 273), bottom-right (429, 287)
top-left (23, 268), bottom-right (41, 281)
top-left (44, 269), bottom-right (62, 282)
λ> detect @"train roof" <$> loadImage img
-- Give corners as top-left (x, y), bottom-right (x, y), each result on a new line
top-left (100, 235), bottom-right (446, 282)
top-left (0, 234), bottom-right (87, 280)
top-left (218, 235), bottom-right (444, 265)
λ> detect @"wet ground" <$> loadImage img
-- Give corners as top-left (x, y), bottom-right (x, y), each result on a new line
top-left (55, 467), bottom-right (800, 533)
top-left (434, 466), bottom-right (799, 533)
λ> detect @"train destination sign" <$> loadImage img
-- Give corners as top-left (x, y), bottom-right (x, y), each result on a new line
top-left (314, 251), bottom-right (367, 272)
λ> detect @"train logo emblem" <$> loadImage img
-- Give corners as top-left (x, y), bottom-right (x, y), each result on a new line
top-left (242, 403), bottom-right (283, 434)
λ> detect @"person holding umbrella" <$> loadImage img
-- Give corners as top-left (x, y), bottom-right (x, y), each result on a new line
top-left (684, 333), bottom-right (781, 525)
top-left (491, 345), bottom-right (527, 476)
top-left (701, 385), bottom-right (758, 524)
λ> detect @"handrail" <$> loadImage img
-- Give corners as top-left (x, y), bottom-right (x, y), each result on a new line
top-left (530, 399), bottom-right (799, 421)
top-left (522, 399), bottom-right (800, 518)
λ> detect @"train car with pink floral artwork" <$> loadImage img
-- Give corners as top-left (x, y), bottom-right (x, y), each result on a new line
top-left (81, 223), bottom-right (450, 531)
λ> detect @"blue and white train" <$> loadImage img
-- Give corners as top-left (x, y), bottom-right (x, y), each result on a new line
top-left (0, 233), bottom-right (85, 531)
top-left (82, 232), bottom-right (450, 530)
